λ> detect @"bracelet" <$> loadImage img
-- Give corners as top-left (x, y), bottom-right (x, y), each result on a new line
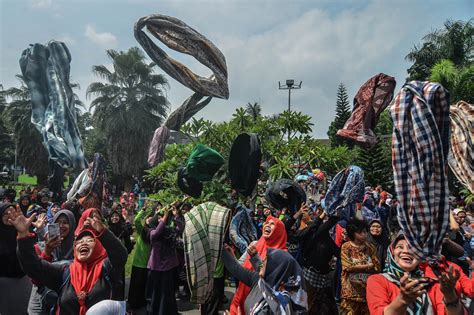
top-left (443, 297), bottom-right (459, 308)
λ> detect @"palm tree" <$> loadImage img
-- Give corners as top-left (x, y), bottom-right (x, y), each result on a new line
top-left (245, 102), bottom-right (262, 122)
top-left (87, 47), bottom-right (169, 189)
top-left (232, 107), bottom-right (250, 131)
top-left (1, 76), bottom-right (50, 185)
top-left (429, 59), bottom-right (474, 103)
top-left (406, 19), bottom-right (473, 80)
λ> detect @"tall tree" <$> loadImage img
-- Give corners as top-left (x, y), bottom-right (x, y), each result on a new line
top-left (327, 83), bottom-right (352, 148)
top-left (0, 85), bottom-right (15, 169)
top-left (1, 76), bottom-right (50, 185)
top-left (429, 59), bottom-right (474, 103)
top-left (87, 47), bottom-right (169, 189)
top-left (355, 110), bottom-right (393, 191)
top-left (406, 19), bottom-right (473, 80)
top-left (245, 102), bottom-right (262, 122)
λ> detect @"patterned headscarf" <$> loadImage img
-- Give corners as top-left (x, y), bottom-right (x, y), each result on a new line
top-left (382, 235), bottom-right (433, 315)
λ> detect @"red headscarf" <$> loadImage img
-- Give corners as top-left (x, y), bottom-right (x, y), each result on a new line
top-left (75, 208), bottom-right (103, 236)
top-left (230, 216), bottom-right (287, 315)
top-left (69, 229), bottom-right (108, 315)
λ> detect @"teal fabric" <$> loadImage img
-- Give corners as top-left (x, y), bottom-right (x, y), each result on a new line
top-left (19, 41), bottom-right (86, 169)
top-left (186, 144), bottom-right (224, 182)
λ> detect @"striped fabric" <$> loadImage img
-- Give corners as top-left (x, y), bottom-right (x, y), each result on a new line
top-left (448, 101), bottom-right (473, 193)
top-left (183, 202), bottom-right (231, 304)
top-left (390, 81), bottom-right (450, 260)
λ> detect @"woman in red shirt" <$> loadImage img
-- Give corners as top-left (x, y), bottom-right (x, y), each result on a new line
top-left (367, 235), bottom-right (465, 315)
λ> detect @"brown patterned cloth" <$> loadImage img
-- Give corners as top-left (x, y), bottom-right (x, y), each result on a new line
top-left (337, 73), bottom-right (396, 148)
top-left (134, 14), bottom-right (229, 99)
top-left (448, 101), bottom-right (474, 193)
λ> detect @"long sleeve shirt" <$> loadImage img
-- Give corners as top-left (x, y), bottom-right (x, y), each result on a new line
top-left (17, 229), bottom-right (128, 315)
top-left (147, 217), bottom-right (184, 272)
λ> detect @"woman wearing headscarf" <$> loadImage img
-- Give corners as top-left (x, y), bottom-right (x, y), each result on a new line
top-left (18, 193), bottom-right (32, 215)
top-left (127, 203), bottom-right (155, 313)
top-left (367, 235), bottom-right (465, 315)
top-left (367, 219), bottom-right (390, 268)
top-left (46, 202), bottom-right (61, 224)
top-left (75, 208), bottom-right (104, 236)
top-left (222, 245), bottom-right (307, 314)
top-left (107, 210), bottom-right (133, 253)
top-left (146, 206), bottom-right (185, 315)
top-left (11, 206), bottom-right (128, 315)
top-left (230, 216), bottom-right (288, 315)
top-left (340, 218), bottom-right (380, 315)
top-left (0, 203), bottom-right (32, 314)
top-left (28, 209), bottom-right (77, 315)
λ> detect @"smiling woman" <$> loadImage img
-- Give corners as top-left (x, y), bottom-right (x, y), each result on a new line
top-left (367, 235), bottom-right (464, 315)
top-left (9, 207), bottom-right (128, 315)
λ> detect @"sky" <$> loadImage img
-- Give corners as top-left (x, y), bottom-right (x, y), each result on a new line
top-left (1, 0), bottom-right (472, 138)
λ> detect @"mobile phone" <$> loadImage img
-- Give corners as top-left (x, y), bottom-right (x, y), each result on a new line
top-left (48, 223), bottom-right (60, 239)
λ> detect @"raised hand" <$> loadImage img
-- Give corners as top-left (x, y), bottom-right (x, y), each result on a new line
top-left (32, 213), bottom-right (47, 230)
top-left (83, 216), bottom-right (105, 234)
top-left (439, 266), bottom-right (460, 298)
top-left (247, 243), bottom-right (257, 257)
top-left (44, 235), bottom-right (61, 257)
top-left (9, 210), bottom-right (36, 237)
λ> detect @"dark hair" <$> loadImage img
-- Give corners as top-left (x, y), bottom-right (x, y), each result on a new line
top-left (346, 218), bottom-right (368, 241)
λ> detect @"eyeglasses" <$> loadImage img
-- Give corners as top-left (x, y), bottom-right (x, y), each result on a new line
top-left (76, 238), bottom-right (95, 245)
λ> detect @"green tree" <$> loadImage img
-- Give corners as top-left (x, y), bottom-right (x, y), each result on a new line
top-left (87, 47), bottom-right (169, 189)
top-left (245, 102), bottom-right (262, 122)
top-left (327, 83), bottom-right (352, 148)
top-left (429, 59), bottom-right (474, 103)
top-left (355, 110), bottom-right (393, 191)
top-left (406, 19), bottom-right (473, 80)
top-left (0, 85), bottom-right (15, 169)
top-left (1, 76), bottom-right (50, 185)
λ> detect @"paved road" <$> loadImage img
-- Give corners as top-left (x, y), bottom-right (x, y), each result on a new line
top-left (125, 277), bottom-right (235, 314)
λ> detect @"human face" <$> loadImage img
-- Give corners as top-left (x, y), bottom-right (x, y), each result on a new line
top-left (56, 215), bottom-right (70, 238)
top-left (51, 204), bottom-right (60, 215)
top-left (41, 196), bottom-right (49, 204)
top-left (1, 206), bottom-right (16, 225)
top-left (75, 235), bottom-right (96, 262)
top-left (370, 222), bottom-right (382, 236)
top-left (393, 239), bottom-right (419, 272)
top-left (21, 199), bottom-right (30, 206)
top-left (262, 220), bottom-right (276, 239)
top-left (354, 229), bottom-right (368, 243)
top-left (455, 212), bottom-right (466, 225)
top-left (263, 208), bottom-right (271, 217)
top-left (110, 213), bottom-right (120, 224)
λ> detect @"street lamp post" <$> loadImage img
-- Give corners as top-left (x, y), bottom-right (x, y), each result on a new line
top-left (278, 79), bottom-right (302, 112)
top-left (278, 79), bottom-right (302, 139)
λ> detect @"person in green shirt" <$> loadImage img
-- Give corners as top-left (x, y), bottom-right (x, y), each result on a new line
top-left (127, 202), bottom-right (160, 312)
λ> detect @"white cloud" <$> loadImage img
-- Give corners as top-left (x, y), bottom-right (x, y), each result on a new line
top-left (56, 35), bottom-right (76, 46)
top-left (84, 25), bottom-right (118, 48)
top-left (30, 0), bottom-right (52, 9)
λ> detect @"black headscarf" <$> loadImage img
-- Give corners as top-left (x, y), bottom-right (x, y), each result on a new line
top-left (107, 210), bottom-right (126, 239)
top-left (367, 219), bottom-right (390, 266)
top-left (52, 209), bottom-right (76, 261)
top-left (18, 194), bottom-right (31, 215)
top-left (0, 202), bottom-right (24, 278)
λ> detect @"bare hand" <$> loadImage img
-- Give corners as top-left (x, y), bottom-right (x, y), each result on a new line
top-left (32, 213), bottom-right (47, 230)
top-left (83, 216), bottom-right (105, 234)
top-left (45, 235), bottom-right (61, 256)
top-left (398, 273), bottom-right (427, 305)
top-left (9, 210), bottom-right (36, 237)
top-left (439, 266), bottom-right (460, 298)
top-left (145, 217), bottom-right (152, 226)
top-left (247, 244), bottom-right (257, 257)
top-left (224, 244), bottom-right (235, 258)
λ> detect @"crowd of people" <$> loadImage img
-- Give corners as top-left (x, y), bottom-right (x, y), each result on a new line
top-left (0, 181), bottom-right (473, 315)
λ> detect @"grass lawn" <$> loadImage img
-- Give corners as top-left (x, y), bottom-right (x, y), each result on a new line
top-left (18, 174), bottom-right (37, 185)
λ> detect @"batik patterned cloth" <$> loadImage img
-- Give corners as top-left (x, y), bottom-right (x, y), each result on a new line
top-left (183, 202), bottom-right (231, 304)
top-left (337, 73), bottom-right (396, 148)
top-left (448, 101), bottom-right (473, 193)
top-left (135, 15), bottom-right (226, 166)
top-left (324, 165), bottom-right (365, 218)
top-left (19, 41), bottom-right (86, 169)
top-left (390, 81), bottom-right (450, 260)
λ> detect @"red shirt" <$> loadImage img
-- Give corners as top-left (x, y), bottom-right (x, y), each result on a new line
top-left (367, 273), bottom-right (468, 315)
